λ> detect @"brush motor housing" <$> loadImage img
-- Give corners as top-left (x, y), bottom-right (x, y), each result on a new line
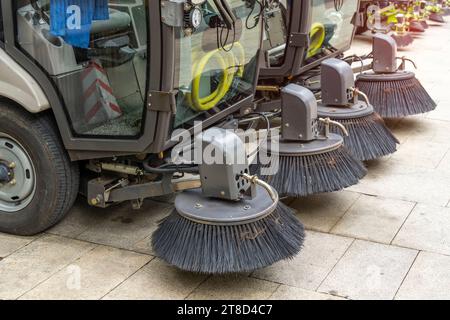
top-left (196, 128), bottom-right (251, 201)
top-left (321, 58), bottom-right (355, 106)
top-left (373, 34), bottom-right (398, 73)
top-left (281, 84), bottom-right (318, 142)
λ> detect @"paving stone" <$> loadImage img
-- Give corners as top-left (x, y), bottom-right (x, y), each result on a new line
top-left (393, 117), bottom-right (450, 146)
top-left (348, 160), bottom-right (450, 206)
top-left (76, 200), bottom-right (172, 254)
top-left (388, 138), bottom-right (450, 169)
top-left (103, 258), bottom-right (207, 300)
top-left (252, 231), bottom-right (353, 291)
top-left (426, 101), bottom-right (450, 122)
top-left (0, 233), bottom-right (36, 258)
top-left (47, 198), bottom-right (111, 238)
top-left (331, 195), bottom-right (415, 244)
top-left (392, 204), bottom-right (450, 255)
top-left (290, 191), bottom-right (360, 233)
top-left (0, 235), bottom-right (95, 300)
top-left (270, 285), bottom-right (345, 300)
top-left (318, 240), bottom-right (417, 300)
top-left (437, 150), bottom-right (450, 173)
top-left (20, 246), bottom-right (151, 300)
top-left (188, 276), bottom-right (278, 300)
top-left (395, 251), bottom-right (450, 300)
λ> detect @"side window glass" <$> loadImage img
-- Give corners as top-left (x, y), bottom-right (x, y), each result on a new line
top-left (307, 0), bottom-right (359, 61)
top-left (16, 0), bottom-right (149, 137)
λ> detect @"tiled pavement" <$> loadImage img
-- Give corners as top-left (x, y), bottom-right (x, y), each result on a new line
top-left (1, 22), bottom-right (450, 300)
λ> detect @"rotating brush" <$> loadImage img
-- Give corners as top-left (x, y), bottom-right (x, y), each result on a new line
top-left (152, 128), bottom-right (305, 274)
top-left (356, 34), bottom-right (436, 118)
top-left (257, 84), bottom-right (367, 198)
top-left (317, 58), bottom-right (399, 161)
top-left (428, 0), bottom-right (446, 22)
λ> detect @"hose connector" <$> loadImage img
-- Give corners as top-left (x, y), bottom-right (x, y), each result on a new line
top-left (319, 117), bottom-right (349, 137)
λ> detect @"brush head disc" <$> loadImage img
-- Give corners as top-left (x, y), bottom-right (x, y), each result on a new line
top-left (356, 71), bottom-right (437, 118)
top-left (409, 20), bottom-right (426, 32)
top-left (318, 103), bottom-right (399, 161)
top-left (429, 12), bottom-right (446, 23)
top-left (391, 33), bottom-right (414, 47)
top-left (258, 135), bottom-right (367, 197)
top-left (152, 188), bottom-right (305, 274)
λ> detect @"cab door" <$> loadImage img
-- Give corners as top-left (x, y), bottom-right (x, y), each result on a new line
top-left (2, 0), bottom-right (160, 158)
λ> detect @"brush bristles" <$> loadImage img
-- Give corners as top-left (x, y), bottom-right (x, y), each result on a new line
top-left (318, 113), bottom-right (399, 161)
top-left (259, 146), bottom-right (367, 197)
top-left (409, 21), bottom-right (425, 32)
top-left (152, 202), bottom-right (305, 274)
top-left (356, 76), bottom-right (437, 118)
top-left (391, 33), bottom-right (414, 47)
top-left (429, 13), bottom-right (445, 23)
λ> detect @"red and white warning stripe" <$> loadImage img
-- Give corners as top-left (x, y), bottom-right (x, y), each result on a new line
top-left (82, 60), bottom-right (122, 125)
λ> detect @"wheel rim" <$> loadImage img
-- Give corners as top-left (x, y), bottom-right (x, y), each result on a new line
top-left (0, 133), bottom-right (36, 212)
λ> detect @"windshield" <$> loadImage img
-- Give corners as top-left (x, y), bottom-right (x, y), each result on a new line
top-left (172, 0), bottom-right (262, 130)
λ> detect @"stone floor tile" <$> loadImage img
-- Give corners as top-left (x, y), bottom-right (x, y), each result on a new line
top-left (270, 285), bottom-right (346, 300)
top-left (395, 251), bottom-right (450, 300)
top-left (0, 235), bottom-right (95, 300)
top-left (76, 200), bottom-right (172, 252)
top-left (388, 138), bottom-right (450, 169)
top-left (20, 246), bottom-right (151, 300)
top-left (252, 231), bottom-right (353, 291)
top-left (103, 258), bottom-right (207, 300)
top-left (348, 160), bottom-right (450, 206)
top-left (290, 191), bottom-right (360, 233)
top-left (392, 204), bottom-right (450, 255)
top-left (331, 195), bottom-right (415, 244)
top-left (318, 240), bottom-right (417, 300)
top-left (188, 276), bottom-right (278, 300)
top-left (0, 233), bottom-right (36, 258)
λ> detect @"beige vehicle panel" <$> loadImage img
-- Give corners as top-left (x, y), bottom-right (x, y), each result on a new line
top-left (0, 48), bottom-right (49, 112)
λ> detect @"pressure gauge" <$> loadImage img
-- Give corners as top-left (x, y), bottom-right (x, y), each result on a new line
top-left (189, 0), bottom-right (207, 4)
top-left (190, 6), bottom-right (203, 29)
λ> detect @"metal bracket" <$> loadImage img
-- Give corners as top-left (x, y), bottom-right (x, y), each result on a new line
top-left (148, 90), bottom-right (177, 114)
top-left (160, 0), bottom-right (185, 27)
top-left (288, 32), bottom-right (309, 48)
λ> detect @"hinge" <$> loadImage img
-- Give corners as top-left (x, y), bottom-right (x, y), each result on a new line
top-left (160, 0), bottom-right (185, 27)
top-left (148, 90), bottom-right (177, 114)
top-left (288, 32), bottom-right (310, 48)
top-left (352, 12), bottom-right (365, 27)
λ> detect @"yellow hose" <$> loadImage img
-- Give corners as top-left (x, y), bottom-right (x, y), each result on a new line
top-left (307, 22), bottom-right (326, 59)
top-left (190, 42), bottom-right (245, 112)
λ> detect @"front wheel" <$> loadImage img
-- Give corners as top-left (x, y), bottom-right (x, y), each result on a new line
top-left (0, 102), bottom-right (79, 235)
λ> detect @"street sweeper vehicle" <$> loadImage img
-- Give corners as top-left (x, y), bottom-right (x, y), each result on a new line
top-left (0, 0), bottom-right (373, 275)
top-left (0, 0), bottom-right (317, 274)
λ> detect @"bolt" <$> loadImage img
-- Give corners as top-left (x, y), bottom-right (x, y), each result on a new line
top-left (285, 123), bottom-right (290, 127)
top-left (91, 195), bottom-right (102, 206)
top-left (243, 205), bottom-right (251, 210)
top-left (220, 191), bottom-right (225, 197)
top-left (8, 162), bottom-right (16, 169)
top-left (9, 179), bottom-right (16, 186)
top-left (195, 203), bottom-right (203, 209)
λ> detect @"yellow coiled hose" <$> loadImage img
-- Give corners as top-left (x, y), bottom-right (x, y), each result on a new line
top-left (307, 22), bottom-right (326, 59)
top-left (190, 42), bottom-right (245, 112)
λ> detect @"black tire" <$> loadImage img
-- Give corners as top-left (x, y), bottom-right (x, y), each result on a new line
top-left (0, 102), bottom-right (79, 235)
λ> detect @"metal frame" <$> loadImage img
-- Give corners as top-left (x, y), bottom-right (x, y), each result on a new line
top-left (259, 0), bottom-right (310, 79)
